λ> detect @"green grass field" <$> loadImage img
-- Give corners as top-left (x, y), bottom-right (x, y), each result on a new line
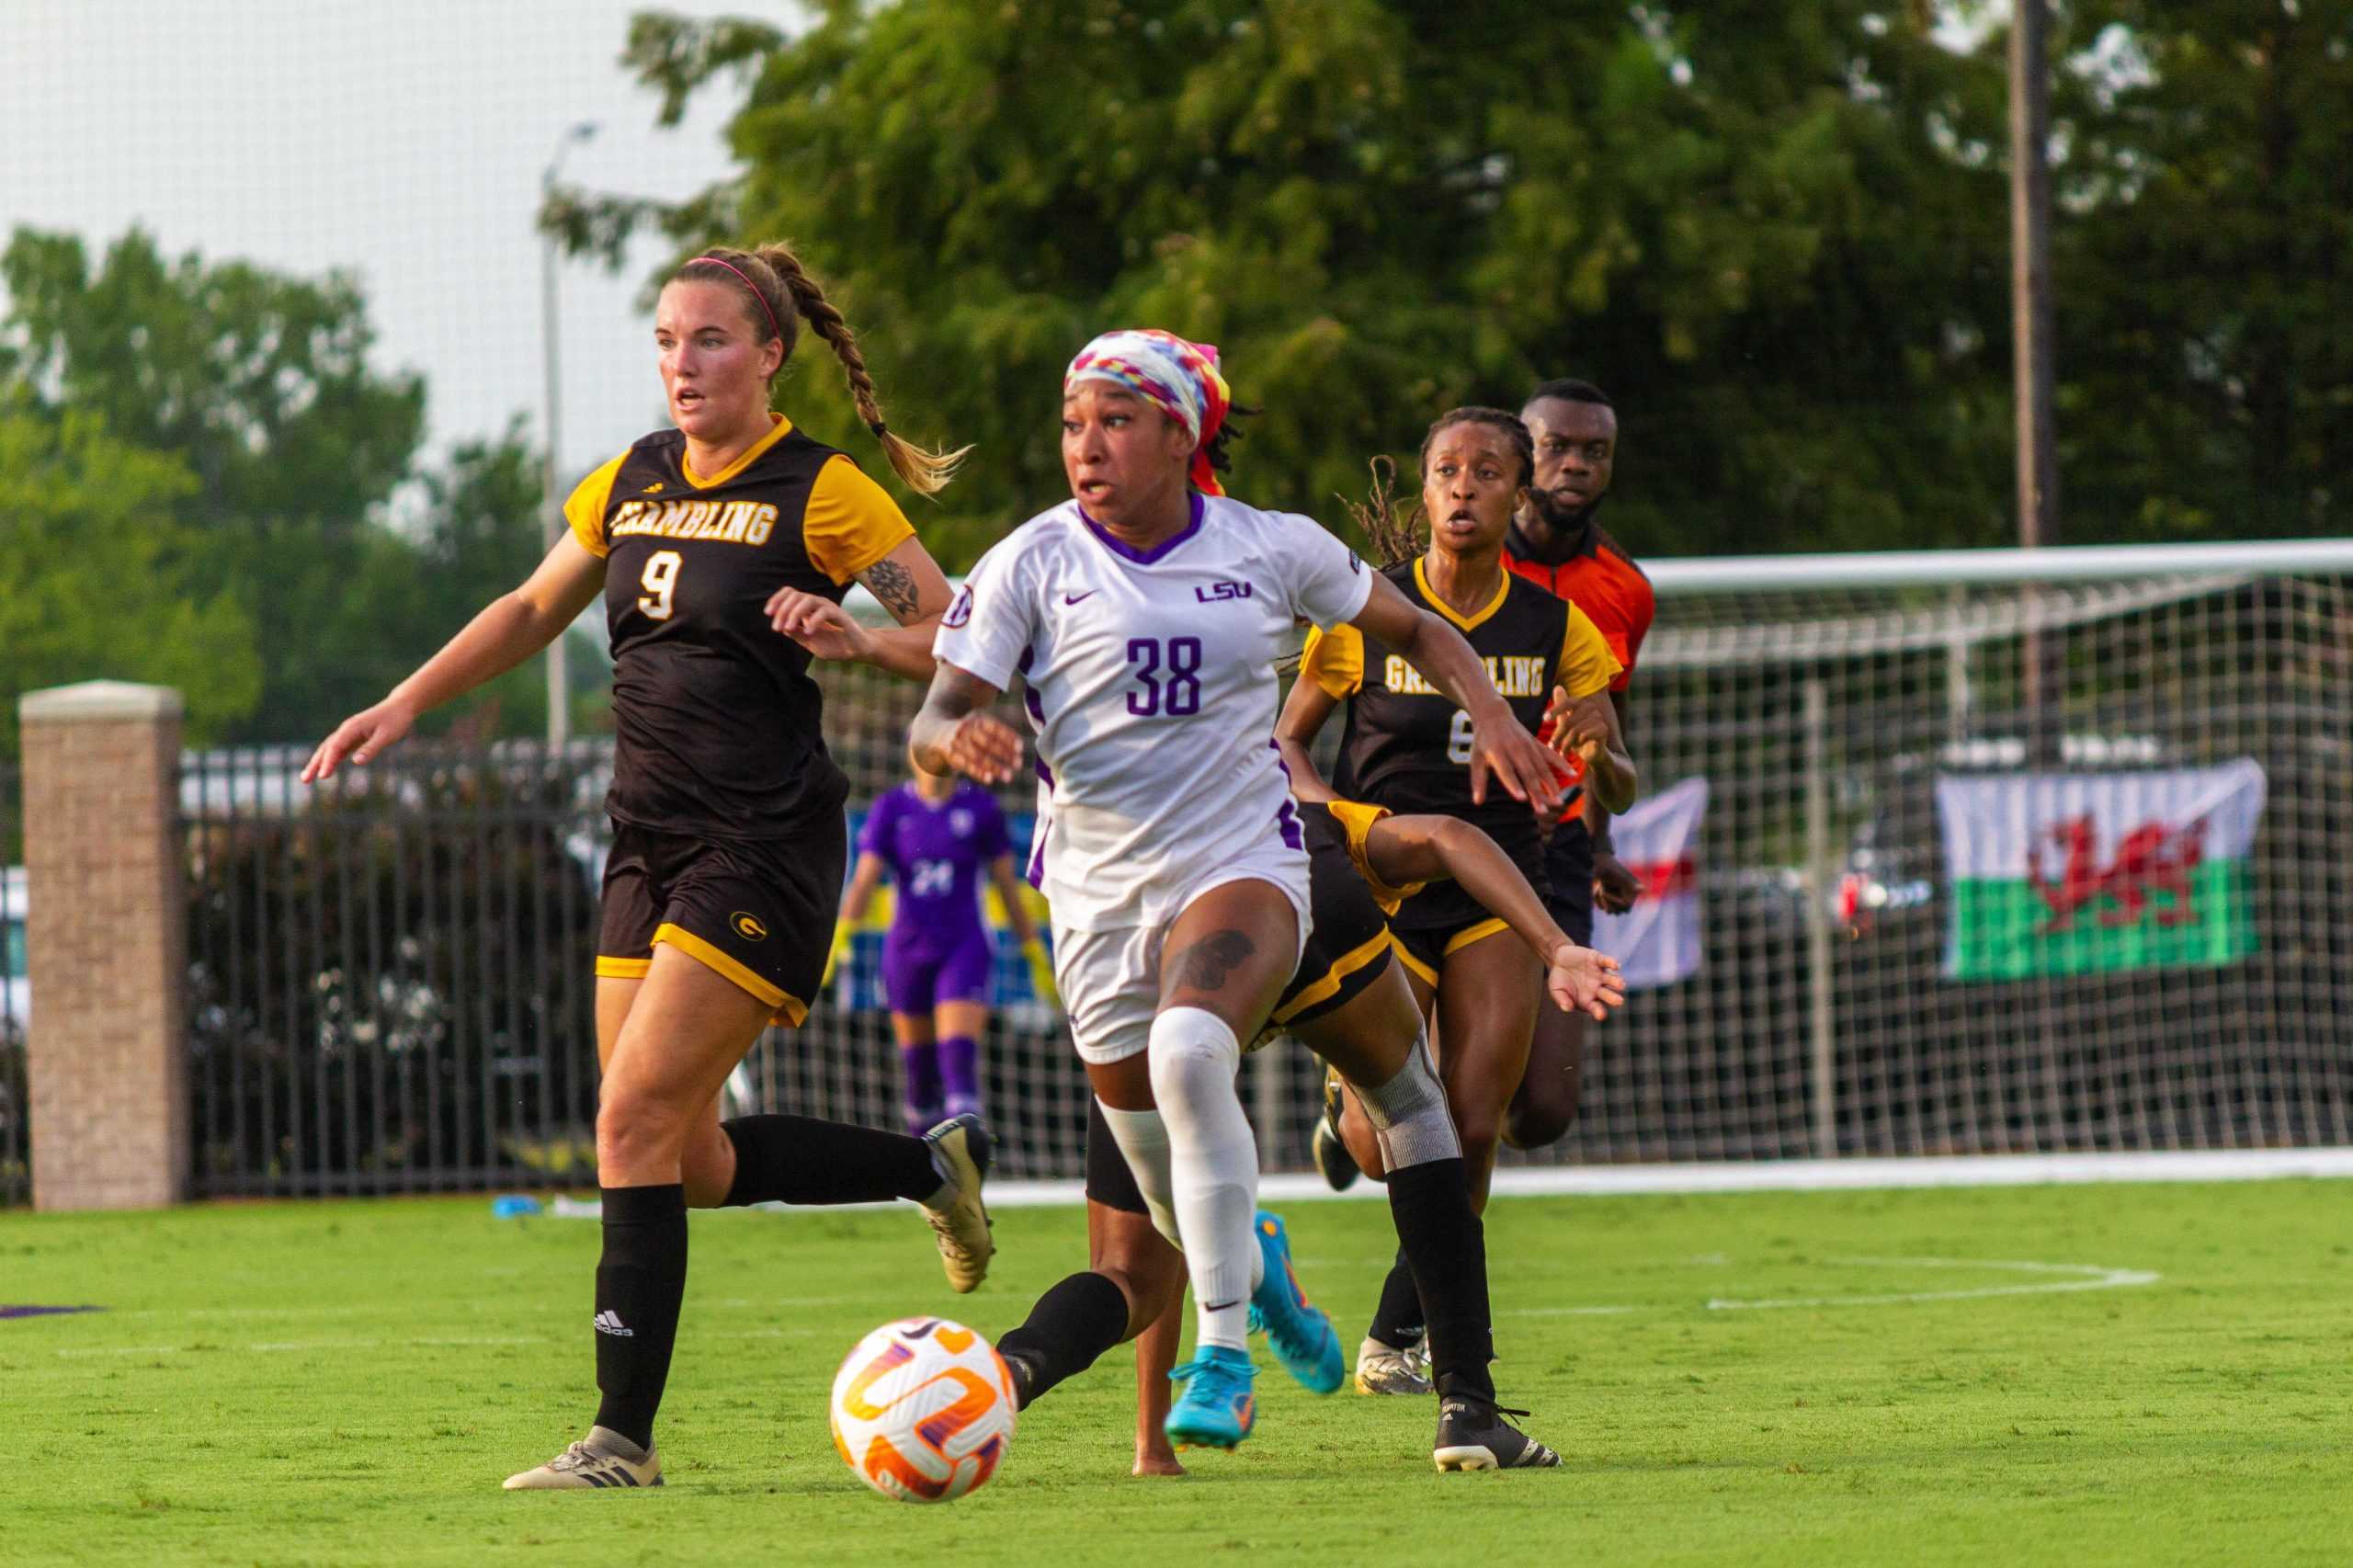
top-left (6, 1179), bottom-right (2348, 1566)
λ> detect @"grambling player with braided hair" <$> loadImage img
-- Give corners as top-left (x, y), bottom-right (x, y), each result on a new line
top-left (306, 242), bottom-right (990, 1492)
top-left (1276, 407), bottom-right (1636, 1395)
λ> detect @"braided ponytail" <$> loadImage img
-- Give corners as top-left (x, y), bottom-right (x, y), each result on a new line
top-left (670, 244), bottom-right (971, 496)
top-left (1346, 455), bottom-right (1424, 567)
top-left (752, 243), bottom-right (971, 496)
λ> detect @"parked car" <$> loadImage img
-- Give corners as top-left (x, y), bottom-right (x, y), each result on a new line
top-left (2, 866), bottom-right (27, 1032)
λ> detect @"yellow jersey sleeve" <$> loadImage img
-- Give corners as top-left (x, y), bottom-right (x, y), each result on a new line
top-left (1556, 603), bottom-right (1623, 701)
top-left (803, 455), bottom-right (916, 585)
top-left (1298, 622), bottom-right (1366, 699)
top-left (1326, 799), bottom-right (1427, 916)
top-left (563, 452), bottom-right (629, 558)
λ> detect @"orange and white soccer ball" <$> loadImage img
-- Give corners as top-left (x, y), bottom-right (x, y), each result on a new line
top-left (828, 1316), bottom-right (1017, 1503)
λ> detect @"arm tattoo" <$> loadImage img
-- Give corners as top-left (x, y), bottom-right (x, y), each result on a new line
top-left (861, 557), bottom-right (921, 623)
top-left (1167, 929), bottom-right (1256, 993)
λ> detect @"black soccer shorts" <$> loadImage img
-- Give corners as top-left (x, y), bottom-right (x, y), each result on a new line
top-left (595, 817), bottom-right (845, 1027)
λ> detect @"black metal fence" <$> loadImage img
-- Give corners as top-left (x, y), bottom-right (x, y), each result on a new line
top-left (183, 742), bottom-right (608, 1197)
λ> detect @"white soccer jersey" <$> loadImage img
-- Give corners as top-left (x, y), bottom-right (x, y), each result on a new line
top-left (935, 493), bottom-right (1374, 932)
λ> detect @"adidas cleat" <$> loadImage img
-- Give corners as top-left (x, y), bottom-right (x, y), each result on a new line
top-left (503, 1426), bottom-right (664, 1490)
top-left (1311, 1067), bottom-right (1360, 1191)
top-left (919, 1113), bottom-right (994, 1292)
top-left (1354, 1334), bottom-right (1433, 1396)
top-left (1165, 1345), bottom-right (1257, 1450)
top-left (1433, 1399), bottom-right (1562, 1471)
top-left (1246, 1210), bottom-right (1344, 1394)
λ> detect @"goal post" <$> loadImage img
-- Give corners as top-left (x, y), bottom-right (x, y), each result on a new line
top-left (790, 539), bottom-right (2353, 1173)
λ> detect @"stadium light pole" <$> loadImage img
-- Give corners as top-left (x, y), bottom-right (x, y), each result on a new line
top-left (541, 120), bottom-right (598, 753)
top-left (2008, 1), bottom-right (2061, 755)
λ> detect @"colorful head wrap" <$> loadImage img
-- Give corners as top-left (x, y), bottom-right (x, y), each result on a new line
top-left (1063, 328), bottom-right (1234, 495)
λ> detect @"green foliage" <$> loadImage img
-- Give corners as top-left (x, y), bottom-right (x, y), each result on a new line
top-left (559, 1), bottom-right (2342, 565)
top-left (0, 228), bottom-right (549, 747)
top-left (557, 1), bottom-right (2020, 564)
top-left (0, 406), bottom-right (262, 756)
top-left (2051, 1), bottom-right (2353, 539)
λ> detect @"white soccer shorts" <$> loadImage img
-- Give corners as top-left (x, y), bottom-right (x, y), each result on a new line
top-left (1052, 844), bottom-right (1313, 1065)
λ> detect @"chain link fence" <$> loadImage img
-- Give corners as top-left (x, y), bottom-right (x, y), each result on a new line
top-left (160, 556), bottom-right (2353, 1197)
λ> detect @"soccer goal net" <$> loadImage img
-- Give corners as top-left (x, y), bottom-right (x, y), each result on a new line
top-left (763, 540), bottom-right (2353, 1175)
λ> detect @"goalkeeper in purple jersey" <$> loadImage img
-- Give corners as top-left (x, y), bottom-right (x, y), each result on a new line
top-left (840, 764), bottom-right (1047, 1135)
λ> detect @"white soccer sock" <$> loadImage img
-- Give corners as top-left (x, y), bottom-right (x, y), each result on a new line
top-left (1095, 1099), bottom-right (1181, 1250)
top-left (1148, 1006), bottom-right (1258, 1355)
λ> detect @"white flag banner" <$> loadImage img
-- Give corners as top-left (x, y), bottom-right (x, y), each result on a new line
top-left (1592, 776), bottom-right (1709, 992)
top-left (1935, 759), bottom-right (2265, 981)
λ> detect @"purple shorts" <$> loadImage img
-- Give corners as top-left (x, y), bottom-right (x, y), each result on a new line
top-left (881, 931), bottom-right (993, 1016)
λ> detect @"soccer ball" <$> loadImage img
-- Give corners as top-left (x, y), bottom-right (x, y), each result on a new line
top-left (828, 1316), bottom-right (1017, 1503)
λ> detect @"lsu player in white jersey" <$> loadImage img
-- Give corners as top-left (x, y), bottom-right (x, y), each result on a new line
top-left (909, 328), bottom-right (1570, 1454)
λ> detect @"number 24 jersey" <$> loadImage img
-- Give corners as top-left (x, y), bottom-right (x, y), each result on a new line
top-left (934, 493), bottom-right (1373, 933)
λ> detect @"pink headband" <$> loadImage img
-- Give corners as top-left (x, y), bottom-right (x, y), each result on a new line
top-left (684, 255), bottom-right (783, 343)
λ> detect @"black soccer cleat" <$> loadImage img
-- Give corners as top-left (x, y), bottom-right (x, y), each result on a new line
top-left (1432, 1399), bottom-right (1563, 1471)
top-left (1312, 1067), bottom-right (1360, 1192)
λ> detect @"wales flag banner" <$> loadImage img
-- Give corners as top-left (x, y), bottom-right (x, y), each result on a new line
top-left (1935, 759), bottom-right (2266, 982)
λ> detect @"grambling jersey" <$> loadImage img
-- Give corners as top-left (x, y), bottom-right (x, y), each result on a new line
top-left (1505, 518), bottom-right (1653, 816)
top-left (934, 493), bottom-right (1373, 932)
top-left (1298, 558), bottom-right (1619, 934)
top-left (565, 414), bottom-right (912, 842)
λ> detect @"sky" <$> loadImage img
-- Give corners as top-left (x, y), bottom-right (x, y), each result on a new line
top-left (0, 0), bottom-right (776, 483)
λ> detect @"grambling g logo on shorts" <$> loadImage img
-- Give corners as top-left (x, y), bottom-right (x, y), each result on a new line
top-left (730, 911), bottom-right (769, 942)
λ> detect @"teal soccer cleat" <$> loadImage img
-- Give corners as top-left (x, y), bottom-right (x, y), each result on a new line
top-left (1245, 1210), bottom-right (1346, 1394)
top-left (1164, 1346), bottom-right (1257, 1449)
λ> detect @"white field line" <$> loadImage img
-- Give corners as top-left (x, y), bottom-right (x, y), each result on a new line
top-left (1703, 1256), bottom-right (2161, 1311)
top-left (40, 1257), bottom-right (2157, 1356)
top-left (721, 1148), bottom-right (2353, 1217)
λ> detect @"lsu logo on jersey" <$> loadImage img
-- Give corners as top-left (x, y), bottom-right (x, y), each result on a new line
top-left (1195, 580), bottom-right (1254, 603)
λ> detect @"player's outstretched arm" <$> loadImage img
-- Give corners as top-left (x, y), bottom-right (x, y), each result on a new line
top-left (908, 661), bottom-right (1022, 785)
top-left (839, 850), bottom-right (888, 926)
top-left (1363, 813), bottom-right (1623, 1020)
top-left (1273, 676), bottom-right (1342, 803)
top-left (767, 537), bottom-right (956, 680)
top-left (302, 534), bottom-right (607, 783)
top-left (1347, 574), bottom-right (1569, 818)
top-left (1547, 685), bottom-right (1638, 814)
top-left (987, 854), bottom-right (1040, 947)
top-left (1585, 690), bottom-right (1643, 914)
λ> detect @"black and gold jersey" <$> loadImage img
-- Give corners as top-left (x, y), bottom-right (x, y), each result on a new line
top-left (565, 414), bottom-right (913, 843)
top-left (1297, 558), bottom-right (1619, 934)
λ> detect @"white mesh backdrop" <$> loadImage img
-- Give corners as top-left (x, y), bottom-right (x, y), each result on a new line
top-left (736, 556), bottom-right (2353, 1175)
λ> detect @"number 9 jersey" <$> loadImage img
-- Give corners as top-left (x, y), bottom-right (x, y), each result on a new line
top-left (564, 414), bottom-right (913, 841)
top-left (933, 492), bottom-right (1372, 935)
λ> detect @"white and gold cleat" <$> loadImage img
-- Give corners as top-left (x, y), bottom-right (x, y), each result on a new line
top-left (502, 1426), bottom-right (663, 1491)
top-left (919, 1113), bottom-right (994, 1293)
top-left (1354, 1334), bottom-right (1434, 1396)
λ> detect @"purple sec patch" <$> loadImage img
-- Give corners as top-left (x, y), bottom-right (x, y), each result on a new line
top-left (1, 1304), bottom-right (103, 1320)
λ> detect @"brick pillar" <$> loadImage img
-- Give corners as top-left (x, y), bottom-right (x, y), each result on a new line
top-left (18, 682), bottom-right (188, 1210)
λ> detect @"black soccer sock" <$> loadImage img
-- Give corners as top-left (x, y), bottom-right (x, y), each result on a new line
top-left (1365, 1246), bottom-right (1427, 1351)
top-left (591, 1183), bottom-right (688, 1451)
top-left (1384, 1156), bottom-right (1496, 1403)
top-left (993, 1271), bottom-right (1131, 1410)
top-left (719, 1114), bottom-right (942, 1207)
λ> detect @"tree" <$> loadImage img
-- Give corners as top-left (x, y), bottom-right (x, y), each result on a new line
top-left (551, 1), bottom-right (2019, 563)
top-left (0, 404), bottom-right (262, 756)
top-left (1, 228), bottom-right (551, 742)
top-left (2047, 1), bottom-right (2353, 540)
